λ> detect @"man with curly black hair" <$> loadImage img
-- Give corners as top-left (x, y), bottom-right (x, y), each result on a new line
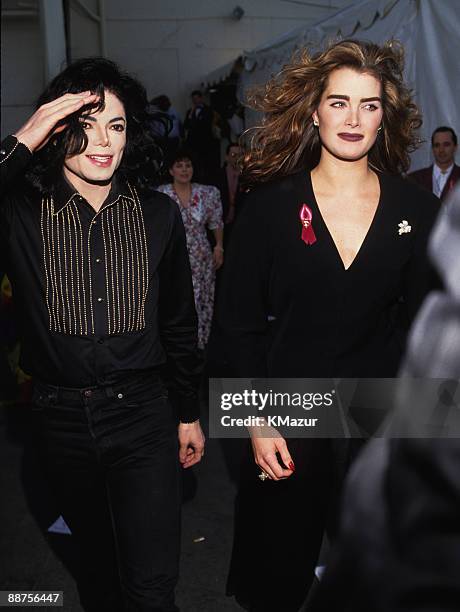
top-left (0, 57), bottom-right (204, 612)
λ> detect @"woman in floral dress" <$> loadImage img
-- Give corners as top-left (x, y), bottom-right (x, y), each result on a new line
top-left (158, 151), bottom-right (224, 348)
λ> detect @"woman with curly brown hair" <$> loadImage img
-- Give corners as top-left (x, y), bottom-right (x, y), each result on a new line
top-left (217, 39), bottom-right (440, 611)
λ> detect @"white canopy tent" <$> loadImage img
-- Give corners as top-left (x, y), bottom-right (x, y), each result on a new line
top-left (236, 0), bottom-right (460, 171)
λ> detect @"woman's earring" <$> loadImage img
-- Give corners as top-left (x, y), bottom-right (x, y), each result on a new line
top-left (377, 125), bottom-right (382, 132)
top-left (313, 119), bottom-right (319, 127)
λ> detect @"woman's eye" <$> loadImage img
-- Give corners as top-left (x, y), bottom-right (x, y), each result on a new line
top-left (111, 124), bottom-right (125, 132)
top-left (364, 104), bottom-right (379, 111)
top-left (80, 121), bottom-right (92, 129)
top-left (331, 101), bottom-right (345, 108)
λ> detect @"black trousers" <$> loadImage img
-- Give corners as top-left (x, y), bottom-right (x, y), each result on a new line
top-left (226, 439), bottom-right (363, 612)
top-left (33, 376), bottom-right (181, 612)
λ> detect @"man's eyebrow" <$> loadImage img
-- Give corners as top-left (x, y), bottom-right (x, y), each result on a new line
top-left (326, 94), bottom-right (382, 103)
top-left (81, 116), bottom-right (126, 123)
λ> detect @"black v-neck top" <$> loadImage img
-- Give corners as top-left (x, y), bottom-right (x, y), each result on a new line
top-left (216, 170), bottom-right (440, 378)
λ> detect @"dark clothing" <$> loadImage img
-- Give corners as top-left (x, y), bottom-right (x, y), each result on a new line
top-left (214, 166), bottom-right (243, 247)
top-left (310, 438), bottom-right (460, 612)
top-left (0, 134), bottom-right (200, 612)
top-left (215, 167), bottom-right (243, 220)
top-left (34, 376), bottom-right (180, 612)
top-left (408, 163), bottom-right (460, 202)
top-left (0, 135), bottom-right (200, 422)
top-left (310, 184), bottom-right (460, 612)
top-left (184, 104), bottom-right (214, 153)
top-left (228, 438), bottom-right (350, 612)
top-left (218, 170), bottom-right (439, 379)
top-left (184, 104), bottom-right (220, 183)
top-left (217, 170), bottom-right (439, 611)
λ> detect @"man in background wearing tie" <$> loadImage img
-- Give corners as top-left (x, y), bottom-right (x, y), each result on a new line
top-left (409, 126), bottom-right (459, 201)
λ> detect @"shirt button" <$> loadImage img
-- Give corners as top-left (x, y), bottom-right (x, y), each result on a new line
top-left (92, 220), bottom-right (97, 225)
top-left (98, 338), bottom-right (104, 345)
top-left (117, 393), bottom-right (124, 400)
top-left (84, 389), bottom-right (92, 397)
top-left (97, 297), bottom-right (103, 303)
top-left (96, 258), bottom-right (102, 263)
top-left (0, 149), bottom-right (6, 155)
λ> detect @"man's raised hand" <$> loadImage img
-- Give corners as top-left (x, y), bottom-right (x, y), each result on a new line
top-left (14, 92), bottom-right (99, 152)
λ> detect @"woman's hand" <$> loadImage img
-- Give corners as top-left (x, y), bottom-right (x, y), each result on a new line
top-left (249, 422), bottom-right (295, 481)
top-left (213, 246), bottom-right (224, 270)
top-left (14, 91), bottom-right (99, 153)
top-left (178, 420), bottom-right (205, 468)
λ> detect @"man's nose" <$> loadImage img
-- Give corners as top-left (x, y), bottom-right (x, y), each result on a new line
top-left (94, 128), bottom-right (110, 146)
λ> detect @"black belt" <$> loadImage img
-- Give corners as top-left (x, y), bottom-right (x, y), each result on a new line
top-left (34, 373), bottom-right (163, 404)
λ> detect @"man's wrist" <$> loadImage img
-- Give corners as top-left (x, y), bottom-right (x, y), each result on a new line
top-left (0, 135), bottom-right (33, 169)
top-left (12, 134), bottom-right (34, 155)
top-left (214, 245), bottom-right (224, 252)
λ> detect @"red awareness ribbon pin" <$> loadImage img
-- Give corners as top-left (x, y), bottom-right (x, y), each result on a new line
top-left (299, 204), bottom-right (317, 245)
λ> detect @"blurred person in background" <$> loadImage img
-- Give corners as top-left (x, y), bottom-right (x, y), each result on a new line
top-left (0, 57), bottom-right (204, 612)
top-left (184, 90), bottom-right (220, 182)
top-left (409, 126), bottom-right (459, 201)
top-left (157, 149), bottom-right (224, 350)
top-left (227, 103), bottom-right (245, 143)
top-left (216, 142), bottom-right (243, 229)
top-left (149, 94), bottom-right (183, 159)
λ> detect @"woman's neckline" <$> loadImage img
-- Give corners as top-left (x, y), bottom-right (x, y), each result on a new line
top-left (304, 169), bottom-right (384, 272)
top-left (173, 183), bottom-right (193, 208)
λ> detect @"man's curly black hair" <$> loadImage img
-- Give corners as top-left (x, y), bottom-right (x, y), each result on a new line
top-left (26, 57), bottom-right (167, 192)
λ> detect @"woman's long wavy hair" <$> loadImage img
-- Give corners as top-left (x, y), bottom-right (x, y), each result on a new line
top-left (241, 39), bottom-right (422, 187)
top-left (26, 57), bottom-right (167, 192)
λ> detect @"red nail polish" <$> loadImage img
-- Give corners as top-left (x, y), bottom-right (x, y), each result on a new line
top-left (289, 461), bottom-right (295, 471)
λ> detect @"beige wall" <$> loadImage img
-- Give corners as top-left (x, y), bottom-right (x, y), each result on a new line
top-left (97, 0), bottom-right (351, 115)
top-left (1, 0), bottom-right (352, 136)
top-left (1, 2), bottom-right (44, 137)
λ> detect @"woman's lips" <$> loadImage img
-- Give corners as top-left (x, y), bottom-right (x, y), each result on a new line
top-left (86, 155), bottom-right (113, 167)
top-left (338, 133), bottom-right (364, 142)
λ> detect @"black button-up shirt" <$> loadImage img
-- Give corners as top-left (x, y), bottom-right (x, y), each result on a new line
top-left (0, 135), bottom-right (200, 421)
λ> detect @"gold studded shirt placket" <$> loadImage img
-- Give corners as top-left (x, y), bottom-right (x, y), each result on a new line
top-left (40, 184), bottom-right (150, 338)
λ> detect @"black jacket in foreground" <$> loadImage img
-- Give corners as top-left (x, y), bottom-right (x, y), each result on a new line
top-left (0, 135), bottom-right (201, 422)
top-left (216, 169), bottom-right (440, 378)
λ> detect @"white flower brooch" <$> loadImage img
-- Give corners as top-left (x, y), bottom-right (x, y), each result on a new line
top-left (398, 220), bottom-right (412, 235)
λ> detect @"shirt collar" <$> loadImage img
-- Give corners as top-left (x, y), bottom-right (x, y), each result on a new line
top-left (433, 163), bottom-right (454, 179)
top-left (51, 173), bottom-right (137, 215)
